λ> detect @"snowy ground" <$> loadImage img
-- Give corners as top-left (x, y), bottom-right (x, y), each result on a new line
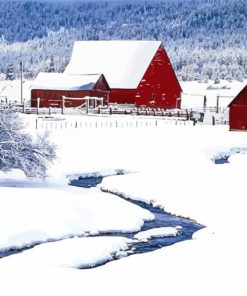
top-left (1, 122), bottom-right (247, 295)
top-left (0, 79), bottom-right (33, 102)
top-left (1, 79), bottom-right (247, 295)
top-left (181, 79), bottom-right (246, 109)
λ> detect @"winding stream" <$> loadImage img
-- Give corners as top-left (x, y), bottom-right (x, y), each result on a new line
top-left (0, 174), bottom-right (203, 269)
top-left (71, 175), bottom-right (204, 268)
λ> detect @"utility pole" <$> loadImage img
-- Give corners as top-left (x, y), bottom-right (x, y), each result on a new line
top-left (20, 60), bottom-right (23, 104)
top-left (216, 95), bottom-right (219, 114)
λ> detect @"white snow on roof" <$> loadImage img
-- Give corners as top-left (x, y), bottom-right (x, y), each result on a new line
top-left (31, 73), bottom-right (101, 91)
top-left (65, 40), bottom-right (162, 89)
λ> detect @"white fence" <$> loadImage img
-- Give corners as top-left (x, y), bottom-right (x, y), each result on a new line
top-left (32, 116), bottom-right (193, 130)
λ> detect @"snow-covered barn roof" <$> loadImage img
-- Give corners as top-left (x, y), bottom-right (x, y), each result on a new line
top-left (64, 40), bottom-right (162, 89)
top-left (31, 73), bottom-right (102, 90)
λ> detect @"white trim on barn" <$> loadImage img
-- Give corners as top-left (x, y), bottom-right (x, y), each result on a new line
top-left (64, 40), bottom-right (162, 89)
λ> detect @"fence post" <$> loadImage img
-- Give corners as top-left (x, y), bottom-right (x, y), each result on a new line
top-left (216, 95), bottom-right (219, 113)
top-left (186, 109), bottom-right (189, 120)
top-left (36, 97), bottom-right (40, 115)
top-left (35, 118), bottom-right (38, 130)
top-left (86, 99), bottom-right (89, 115)
top-left (212, 115), bottom-right (215, 125)
top-left (62, 96), bottom-right (65, 114)
top-left (23, 99), bottom-right (25, 113)
top-left (203, 95), bottom-right (207, 111)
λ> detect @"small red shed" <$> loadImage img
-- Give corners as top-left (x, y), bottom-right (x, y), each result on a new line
top-left (65, 41), bottom-right (182, 109)
top-left (228, 84), bottom-right (247, 131)
top-left (31, 73), bottom-right (109, 108)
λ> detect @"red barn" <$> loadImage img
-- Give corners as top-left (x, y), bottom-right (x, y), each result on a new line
top-left (65, 40), bottom-right (182, 109)
top-left (228, 84), bottom-right (247, 131)
top-left (31, 73), bottom-right (109, 108)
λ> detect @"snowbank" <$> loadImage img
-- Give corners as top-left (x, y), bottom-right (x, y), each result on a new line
top-left (0, 236), bottom-right (131, 269)
top-left (0, 183), bottom-right (153, 251)
top-left (134, 226), bottom-right (181, 241)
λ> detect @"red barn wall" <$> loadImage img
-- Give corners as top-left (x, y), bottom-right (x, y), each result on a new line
top-left (31, 89), bottom-right (91, 108)
top-left (109, 46), bottom-right (181, 109)
top-left (31, 75), bottom-right (109, 108)
top-left (229, 85), bottom-right (247, 131)
top-left (109, 89), bottom-right (136, 105)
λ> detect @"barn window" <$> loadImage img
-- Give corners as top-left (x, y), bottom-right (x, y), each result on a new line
top-left (152, 93), bottom-right (156, 102)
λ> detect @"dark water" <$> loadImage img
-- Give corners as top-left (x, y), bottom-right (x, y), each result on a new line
top-left (214, 157), bottom-right (229, 164)
top-left (69, 176), bottom-right (103, 188)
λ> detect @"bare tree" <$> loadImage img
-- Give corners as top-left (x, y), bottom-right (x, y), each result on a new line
top-left (0, 110), bottom-right (56, 178)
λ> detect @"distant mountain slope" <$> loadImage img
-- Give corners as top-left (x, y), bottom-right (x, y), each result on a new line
top-left (0, 0), bottom-right (246, 81)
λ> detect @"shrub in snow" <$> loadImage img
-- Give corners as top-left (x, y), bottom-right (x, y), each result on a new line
top-left (0, 110), bottom-right (56, 178)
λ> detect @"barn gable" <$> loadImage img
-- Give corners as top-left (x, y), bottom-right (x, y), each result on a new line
top-left (228, 84), bottom-right (247, 107)
top-left (64, 40), bottom-right (163, 89)
top-left (135, 45), bottom-right (182, 108)
top-left (228, 84), bottom-right (247, 131)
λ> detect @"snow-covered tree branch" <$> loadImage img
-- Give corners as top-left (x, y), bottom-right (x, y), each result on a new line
top-left (0, 110), bottom-right (56, 178)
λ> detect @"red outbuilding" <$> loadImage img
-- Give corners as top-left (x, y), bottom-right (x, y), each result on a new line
top-left (228, 84), bottom-right (247, 131)
top-left (31, 73), bottom-right (109, 108)
top-left (65, 40), bottom-right (182, 109)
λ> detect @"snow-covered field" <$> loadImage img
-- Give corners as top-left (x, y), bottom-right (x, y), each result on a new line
top-left (0, 79), bottom-right (33, 102)
top-left (1, 79), bottom-right (247, 295)
top-left (181, 79), bottom-right (246, 109)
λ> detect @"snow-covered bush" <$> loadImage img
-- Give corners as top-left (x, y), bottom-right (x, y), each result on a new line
top-left (0, 110), bottom-right (56, 178)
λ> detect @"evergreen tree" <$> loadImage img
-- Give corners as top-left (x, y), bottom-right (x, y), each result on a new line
top-left (48, 56), bottom-right (55, 73)
top-left (5, 64), bottom-right (15, 80)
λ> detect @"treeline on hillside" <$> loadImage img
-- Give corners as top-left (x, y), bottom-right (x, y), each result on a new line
top-left (0, 0), bottom-right (246, 81)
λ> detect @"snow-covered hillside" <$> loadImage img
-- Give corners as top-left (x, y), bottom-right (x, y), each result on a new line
top-left (0, 0), bottom-right (246, 81)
